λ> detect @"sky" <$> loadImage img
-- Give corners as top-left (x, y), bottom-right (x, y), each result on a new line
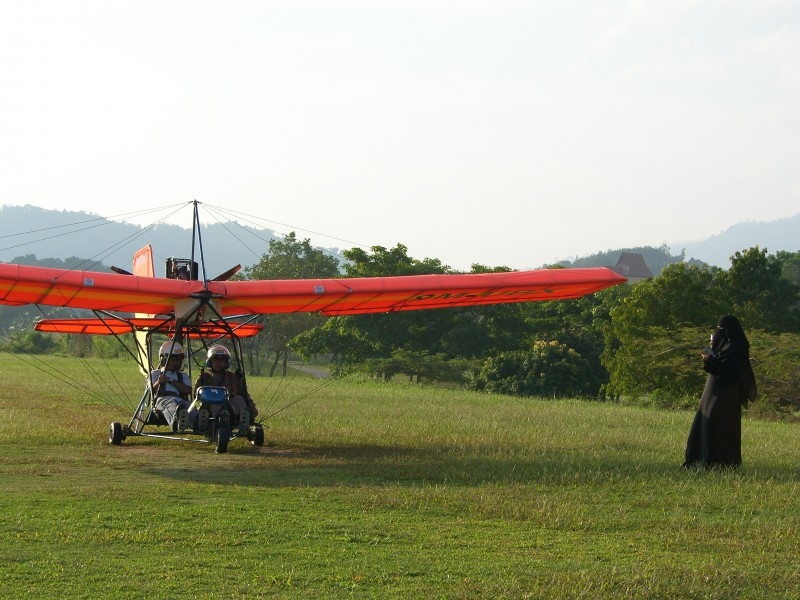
top-left (1, 0), bottom-right (798, 271)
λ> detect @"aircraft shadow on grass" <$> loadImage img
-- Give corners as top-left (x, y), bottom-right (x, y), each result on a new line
top-left (139, 442), bottom-right (687, 487)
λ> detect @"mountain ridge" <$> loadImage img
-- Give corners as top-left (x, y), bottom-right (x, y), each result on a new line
top-left (671, 213), bottom-right (800, 267)
top-left (1, 205), bottom-right (288, 278)
top-left (2, 204), bottom-right (798, 274)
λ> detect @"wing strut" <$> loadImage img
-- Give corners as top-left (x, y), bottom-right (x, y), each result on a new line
top-left (191, 200), bottom-right (209, 289)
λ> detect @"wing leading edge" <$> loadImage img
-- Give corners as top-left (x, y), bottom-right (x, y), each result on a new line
top-left (219, 268), bottom-right (627, 315)
top-left (0, 263), bottom-right (189, 314)
top-left (1, 262), bottom-right (626, 317)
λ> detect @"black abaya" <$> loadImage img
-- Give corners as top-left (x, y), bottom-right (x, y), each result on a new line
top-left (684, 370), bottom-right (743, 468)
top-left (684, 316), bottom-right (754, 469)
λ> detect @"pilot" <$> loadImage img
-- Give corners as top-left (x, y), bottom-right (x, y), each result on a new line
top-left (150, 341), bottom-right (194, 432)
top-left (194, 345), bottom-right (258, 425)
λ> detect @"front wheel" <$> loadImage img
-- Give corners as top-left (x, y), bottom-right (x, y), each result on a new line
top-left (109, 422), bottom-right (124, 445)
top-left (214, 425), bottom-right (230, 454)
top-left (250, 423), bottom-right (265, 447)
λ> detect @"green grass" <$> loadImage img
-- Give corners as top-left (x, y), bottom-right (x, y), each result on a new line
top-left (1, 356), bottom-right (800, 598)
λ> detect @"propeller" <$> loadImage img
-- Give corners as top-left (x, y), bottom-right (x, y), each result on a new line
top-left (212, 264), bottom-right (241, 282)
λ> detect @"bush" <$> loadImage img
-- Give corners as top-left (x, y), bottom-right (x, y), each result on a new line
top-left (471, 340), bottom-right (597, 398)
top-left (0, 331), bottom-right (59, 354)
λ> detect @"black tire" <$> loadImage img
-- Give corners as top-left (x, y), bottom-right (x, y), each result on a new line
top-left (250, 424), bottom-right (265, 447)
top-left (109, 422), bottom-right (124, 445)
top-left (214, 425), bottom-right (230, 454)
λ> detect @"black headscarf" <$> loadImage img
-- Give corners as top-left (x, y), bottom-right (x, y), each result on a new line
top-left (719, 315), bottom-right (758, 405)
top-left (715, 315), bottom-right (750, 353)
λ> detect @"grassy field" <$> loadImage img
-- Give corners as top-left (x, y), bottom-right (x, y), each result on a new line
top-left (1, 356), bottom-right (799, 598)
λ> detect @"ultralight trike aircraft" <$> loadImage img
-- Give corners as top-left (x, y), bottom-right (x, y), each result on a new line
top-left (0, 201), bottom-right (627, 452)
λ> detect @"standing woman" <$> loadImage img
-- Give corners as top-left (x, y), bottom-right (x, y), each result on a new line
top-left (683, 315), bottom-right (757, 469)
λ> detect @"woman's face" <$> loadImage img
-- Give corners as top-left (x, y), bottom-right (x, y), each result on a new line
top-left (711, 326), bottom-right (726, 348)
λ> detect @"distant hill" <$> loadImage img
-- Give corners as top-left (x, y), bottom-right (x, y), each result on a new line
top-left (0, 204), bottom-right (342, 277)
top-left (672, 213), bottom-right (800, 268)
top-left (557, 214), bottom-right (799, 275)
top-left (2, 204), bottom-right (798, 276)
top-left (558, 245), bottom-right (690, 276)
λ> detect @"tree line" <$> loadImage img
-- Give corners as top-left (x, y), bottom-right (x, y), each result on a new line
top-left (3, 235), bottom-right (799, 416)
top-left (242, 235), bottom-right (800, 416)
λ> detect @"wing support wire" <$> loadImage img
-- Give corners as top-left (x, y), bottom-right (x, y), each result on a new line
top-left (191, 199), bottom-right (209, 288)
top-left (97, 309), bottom-right (153, 377)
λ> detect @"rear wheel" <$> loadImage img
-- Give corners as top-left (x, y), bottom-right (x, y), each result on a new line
top-left (109, 422), bottom-right (124, 445)
top-left (214, 425), bottom-right (230, 454)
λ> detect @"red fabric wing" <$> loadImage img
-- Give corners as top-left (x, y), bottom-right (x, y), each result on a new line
top-left (1, 263), bottom-right (626, 317)
top-left (215, 268), bottom-right (627, 316)
top-left (34, 317), bottom-right (263, 337)
top-left (0, 263), bottom-right (191, 314)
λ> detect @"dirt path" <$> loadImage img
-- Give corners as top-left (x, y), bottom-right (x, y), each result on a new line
top-left (290, 363), bottom-right (330, 378)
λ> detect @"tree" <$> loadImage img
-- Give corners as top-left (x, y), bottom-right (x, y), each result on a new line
top-left (295, 244), bottom-right (457, 367)
top-left (292, 247), bottom-right (547, 375)
top-left (723, 247), bottom-right (800, 331)
top-left (603, 248), bottom-right (800, 402)
top-left (0, 330), bottom-right (59, 354)
top-left (777, 251), bottom-right (800, 289)
top-left (777, 250), bottom-right (800, 318)
top-left (358, 349), bottom-right (472, 383)
top-left (470, 340), bottom-right (596, 398)
top-left (602, 262), bottom-right (724, 398)
top-left (522, 284), bottom-right (631, 394)
top-left (445, 264), bottom-right (536, 359)
top-left (342, 244), bottom-right (448, 278)
top-left (290, 316), bottom-right (379, 371)
top-left (748, 331), bottom-right (800, 415)
top-left (240, 233), bottom-right (340, 375)
top-left (243, 233), bottom-right (341, 281)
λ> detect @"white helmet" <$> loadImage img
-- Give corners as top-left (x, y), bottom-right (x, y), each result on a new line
top-left (159, 341), bottom-right (185, 358)
top-left (206, 344), bottom-right (231, 367)
top-left (206, 345), bottom-right (230, 360)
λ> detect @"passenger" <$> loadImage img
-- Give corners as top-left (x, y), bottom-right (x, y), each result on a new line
top-left (194, 345), bottom-right (258, 425)
top-left (150, 341), bottom-right (194, 432)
